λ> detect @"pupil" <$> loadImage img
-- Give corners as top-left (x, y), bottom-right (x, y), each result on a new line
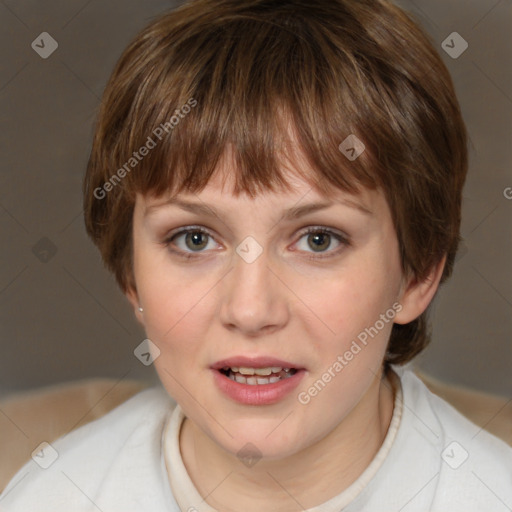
top-left (186, 232), bottom-right (207, 251)
top-left (309, 233), bottom-right (329, 251)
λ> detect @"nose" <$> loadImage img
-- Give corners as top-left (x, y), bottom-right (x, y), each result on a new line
top-left (218, 247), bottom-right (289, 337)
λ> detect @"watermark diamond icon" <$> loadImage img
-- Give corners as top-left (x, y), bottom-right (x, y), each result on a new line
top-left (31, 442), bottom-right (58, 469)
top-left (339, 135), bottom-right (365, 161)
top-left (32, 237), bottom-right (58, 263)
top-left (441, 441), bottom-right (469, 469)
top-left (134, 339), bottom-right (161, 366)
top-left (31, 32), bottom-right (58, 59)
top-left (441, 32), bottom-right (468, 59)
top-left (236, 236), bottom-right (263, 264)
top-left (237, 442), bottom-right (262, 468)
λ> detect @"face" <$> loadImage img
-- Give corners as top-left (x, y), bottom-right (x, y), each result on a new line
top-left (128, 163), bottom-right (408, 461)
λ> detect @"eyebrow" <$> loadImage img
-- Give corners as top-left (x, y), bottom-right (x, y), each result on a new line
top-left (144, 197), bottom-right (372, 220)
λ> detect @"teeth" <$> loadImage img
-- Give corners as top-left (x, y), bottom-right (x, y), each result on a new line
top-left (226, 369), bottom-right (295, 385)
top-left (221, 365), bottom-right (298, 385)
top-left (254, 368), bottom-right (272, 376)
top-left (235, 366), bottom-right (283, 375)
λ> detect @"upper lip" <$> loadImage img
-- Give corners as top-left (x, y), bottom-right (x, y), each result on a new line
top-left (211, 356), bottom-right (303, 370)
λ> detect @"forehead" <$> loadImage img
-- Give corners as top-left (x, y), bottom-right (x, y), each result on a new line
top-left (192, 165), bottom-right (372, 206)
top-left (140, 161), bottom-right (385, 222)
top-left (138, 133), bottom-right (386, 218)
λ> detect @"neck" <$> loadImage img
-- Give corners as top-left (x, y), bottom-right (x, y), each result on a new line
top-left (180, 368), bottom-right (397, 512)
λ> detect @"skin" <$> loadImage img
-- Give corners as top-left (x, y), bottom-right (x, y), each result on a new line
top-left (126, 156), bottom-right (445, 511)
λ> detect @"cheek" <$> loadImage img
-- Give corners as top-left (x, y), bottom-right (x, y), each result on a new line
top-left (142, 283), bottom-right (212, 348)
top-left (140, 278), bottom-right (212, 398)
top-left (300, 269), bottom-right (394, 334)
top-left (135, 244), bottom-right (218, 331)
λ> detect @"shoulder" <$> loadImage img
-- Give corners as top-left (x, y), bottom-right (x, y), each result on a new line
top-left (398, 367), bottom-right (512, 510)
top-left (400, 367), bottom-right (512, 455)
top-left (0, 386), bottom-right (178, 512)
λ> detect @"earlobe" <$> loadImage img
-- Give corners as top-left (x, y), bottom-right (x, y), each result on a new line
top-left (394, 255), bottom-right (446, 325)
top-left (125, 286), bottom-right (145, 325)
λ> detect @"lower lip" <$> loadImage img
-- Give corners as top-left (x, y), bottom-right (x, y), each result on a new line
top-left (212, 369), bottom-right (306, 405)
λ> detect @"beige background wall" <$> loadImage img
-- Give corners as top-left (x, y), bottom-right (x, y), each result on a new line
top-left (0, 0), bottom-right (510, 398)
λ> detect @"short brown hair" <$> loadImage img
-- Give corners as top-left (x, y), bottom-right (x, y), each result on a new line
top-left (83, 0), bottom-right (468, 366)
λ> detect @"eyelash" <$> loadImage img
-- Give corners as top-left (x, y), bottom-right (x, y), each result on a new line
top-left (161, 225), bottom-right (350, 261)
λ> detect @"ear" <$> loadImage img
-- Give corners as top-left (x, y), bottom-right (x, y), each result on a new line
top-left (394, 255), bottom-right (446, 325)
top-left (125, 286), bottom-right (145, 326)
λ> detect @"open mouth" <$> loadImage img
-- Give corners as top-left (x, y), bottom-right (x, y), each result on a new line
top-left (219, 366), bottom-right (298, 385)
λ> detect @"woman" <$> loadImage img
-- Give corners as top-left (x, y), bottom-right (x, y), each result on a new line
top-left (2, 0), bottom-right (511, 510)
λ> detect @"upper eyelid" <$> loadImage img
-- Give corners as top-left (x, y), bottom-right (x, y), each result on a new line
top-left (166, 225), bottom-right (349, 250)
top-left (166, 224), bottom-right (347, 239)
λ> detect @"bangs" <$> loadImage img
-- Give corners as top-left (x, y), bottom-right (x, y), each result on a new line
top-left (105, 3), bottom-right (386, 202)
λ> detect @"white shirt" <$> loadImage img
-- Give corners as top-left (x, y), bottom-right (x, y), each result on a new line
top-left (1, 366), bottom-right (511, 512)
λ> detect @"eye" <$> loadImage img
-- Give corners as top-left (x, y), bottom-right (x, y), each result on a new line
top-left (162, 225), bottom-right (350, 260)
top-left (294, 227), bottom-right (349, 258)
top-left (163, 226), bottom-right (219, 259)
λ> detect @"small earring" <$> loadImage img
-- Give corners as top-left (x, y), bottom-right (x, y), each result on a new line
top-left (138, 306), bottom-right (144, 313)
